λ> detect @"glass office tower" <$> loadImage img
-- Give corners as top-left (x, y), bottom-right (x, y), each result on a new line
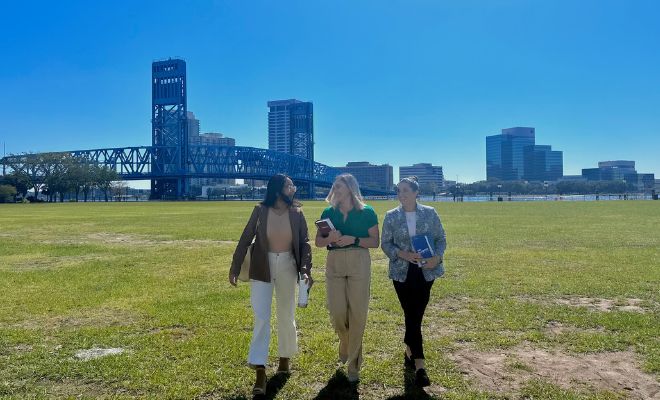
top-left (486, 127), bottom-right (535, 180)
top-left (267, 99), bottom-right (314, 162)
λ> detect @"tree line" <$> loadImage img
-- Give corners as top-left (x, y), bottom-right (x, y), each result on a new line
top-left (448, 180), bottom-right (635, 196)
top-left (0, 153), bottom-right (119, 203)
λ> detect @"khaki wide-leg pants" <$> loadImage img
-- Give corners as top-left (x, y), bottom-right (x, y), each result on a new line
top-left (325, 248), bottom-right (371, 378)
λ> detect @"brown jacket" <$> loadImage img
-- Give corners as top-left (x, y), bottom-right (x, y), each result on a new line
top-left (230, 204), bottom-right (313, 282)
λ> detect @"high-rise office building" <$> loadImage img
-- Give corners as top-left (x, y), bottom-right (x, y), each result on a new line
top-left (399, 163), bottom-right (444, 192)
top-left (186, 111), bottom-right (200, 138)
top-left (189, 132), bottom-right (235, 146)
top-left (581, 160), bottom-right (655, 190)
top-left (267, 99), bottom-right (314, 161)
top-left (486, 127), bottom-right (563, 181)
top-left (487, 127), bottom-right (535, 181)
top-left (523, 145), bottom-right (563, 181)
top-left (189, 132), bottom-right (237, 187)
top-left (583, 160), bottom-right (635, 181)
top-left (336, 162), bottom-right (393, 192)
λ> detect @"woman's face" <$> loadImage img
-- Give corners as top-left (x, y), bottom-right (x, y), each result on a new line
top-left (397, 181), bottom-right (417, 206)
top-left (332, 179), bottom-right (350, 204)
top-left (281, 178), bottom-right (296, 201)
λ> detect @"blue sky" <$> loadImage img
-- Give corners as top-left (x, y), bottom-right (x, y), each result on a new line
top-left (2, 0), bottom-right (659, 185)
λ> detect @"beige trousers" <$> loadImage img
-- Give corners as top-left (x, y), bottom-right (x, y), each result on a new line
top-left (325, 248), bottom-right (371, 377)
top-left (248, 251), bottom-right (298, 366)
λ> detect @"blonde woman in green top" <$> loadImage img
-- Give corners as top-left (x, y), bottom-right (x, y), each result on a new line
top-left (315, 173), bottom-right (379, 383)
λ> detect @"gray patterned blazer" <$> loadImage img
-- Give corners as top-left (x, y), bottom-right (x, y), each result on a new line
top-left (381, 203), bottom-right (446, 282)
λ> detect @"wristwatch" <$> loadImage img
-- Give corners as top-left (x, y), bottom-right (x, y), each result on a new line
top-left (354, 237), bottom-right (360, 246)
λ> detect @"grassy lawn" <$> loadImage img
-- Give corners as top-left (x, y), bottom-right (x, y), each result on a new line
top-left (0, 201), bottom-right (658, 399)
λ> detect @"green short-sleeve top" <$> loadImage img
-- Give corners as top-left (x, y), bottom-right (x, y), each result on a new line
top-left (321, 204), bottom-right (379, 248)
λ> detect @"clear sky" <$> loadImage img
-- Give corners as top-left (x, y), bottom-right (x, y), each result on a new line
top-left (2, 0), bottom-right (659, 185)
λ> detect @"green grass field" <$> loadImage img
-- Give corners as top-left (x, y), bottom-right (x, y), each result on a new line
top-left (0, 201), bottom-right (658, 399)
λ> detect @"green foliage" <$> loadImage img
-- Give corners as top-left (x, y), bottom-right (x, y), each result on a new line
top-left (0, 201), bottom-right (657, 399)
top-left (460, 179), bottom-right (636, 195)
top-left (3, 152), bottom-right (122, 202)
top-left (0, 184), bottom-right (17, 203)
top-left (0, 171), bottom-right (31, 197)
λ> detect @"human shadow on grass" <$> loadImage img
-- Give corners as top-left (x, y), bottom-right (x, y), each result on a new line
top-left (312, 368), bottom-right (359, 400)
top-left (384, 366), bottom-right (435, 400)
top-left (253, 372), bottom-right (290, 400)
top-left (223, 372), bottom-right (290, 400)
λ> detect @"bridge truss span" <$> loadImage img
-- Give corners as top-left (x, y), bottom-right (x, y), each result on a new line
top-left (2, 145), bottom-right (343, 188)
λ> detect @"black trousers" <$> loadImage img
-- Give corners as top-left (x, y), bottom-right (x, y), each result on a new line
top-left (393, 263), bottom-right (434, 360)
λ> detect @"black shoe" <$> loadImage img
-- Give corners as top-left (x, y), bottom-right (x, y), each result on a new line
top-left (415, 368), bottom-right (431, 387)
top-left (404, 353), bottom-right (415, 369)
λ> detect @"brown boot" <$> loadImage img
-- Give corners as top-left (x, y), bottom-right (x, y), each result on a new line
top-left (252, 366), bottom-right (267, 395)
top-left (277, 357), bottom-right (290, 374)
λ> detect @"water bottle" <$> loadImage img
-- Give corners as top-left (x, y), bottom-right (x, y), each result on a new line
top-left (298, 274), bottom-right (310, 308)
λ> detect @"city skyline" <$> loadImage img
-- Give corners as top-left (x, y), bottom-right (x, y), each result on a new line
top-left (2, 1), bottom-right (659, 186)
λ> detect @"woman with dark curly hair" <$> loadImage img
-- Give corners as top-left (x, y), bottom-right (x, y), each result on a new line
top-left (229, 174), bottom-right (313, 395)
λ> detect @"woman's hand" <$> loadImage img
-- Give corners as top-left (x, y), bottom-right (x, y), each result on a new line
top-left (327, 230), bottom-right (342, 243)
top-left (229, 273), bottom-right (238, 287)
top-left (335, 235), bottom-right (356, 247)
top-left (302, 272), bottom-right (314, 288)
top-left (421, 255), bottom-right (443, 269)
top-left (398, 250), bottom-right (422, 264)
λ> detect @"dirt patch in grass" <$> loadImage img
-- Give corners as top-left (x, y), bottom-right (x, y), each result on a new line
top-left (518, 295), bottom-right (654, 313)
top-left (449, 343), bottom-right (659, 399)
top-left (27, 379), bottom-right (141, 398)
top-left (87, 233), bottom-right (236, 247)
top-left (0, 254), bottom-right (112, 271)
top-left (33, 232), bottom-right (236, 247)
top-left (7, 344), bottom-right (34, 354)
top-left (427, 295), bottom-right (474, 314)
top-left (11, 307), bottom-right (143, 330)
top-left (148, 325), bottom-right (195, 342)
top-left (74, 347), bottom-right (126, 361)
top-left (543, 320), bottom-right (606, 336)
top-left (555, 297), bottom-right (649, 313)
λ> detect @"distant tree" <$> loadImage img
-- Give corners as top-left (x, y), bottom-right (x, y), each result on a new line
top-left (418, 182), bottom-right (439, 196)
top-left (81, 163), bottom-right (98, 202)
top-left (65, 157), bottom-right (89, 201)
top-left (39, 153), bottom-right (70, 202)
top-left (96, 166), bottom-right (119, 202)
top-left (111, 181), bottom-right (128, 201)
top-left (0, 184), bottom-right (17, 203)
top-left (1, 171), bottom-right (31, 198)
top-left (3, 153), bottom-right (42, 200)
top-left (189, 184), bottom-right (203, 197)
top-left (237, 185), bottom-right (251, 200)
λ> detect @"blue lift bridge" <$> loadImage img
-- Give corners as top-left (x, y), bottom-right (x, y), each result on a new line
top-left (1, 58), bottom-right (391, 198)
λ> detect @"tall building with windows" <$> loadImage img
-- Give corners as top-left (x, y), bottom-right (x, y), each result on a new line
top-left (267, 99), bottom-right (314, 161)
top-left (582, 160), bottom-right (635, 181)
top-left (523, 145), bottom-right (563, 181)
top-left (185, 116), bottom-right (237, 188)
top-left (186, 111), bottom-right (200, 138)
top-left (399, 163), bottom-right (444, 192)
top-left (486, 127), bottom-right (562, 181)
top-left (487, 127), bottom-right (535, 180)
top-left (581, 160), bottom-right (655, 190)
top-left (189, 132), bottom-right (235, 146)
top-left (336, 162), bottom-right (393, 192)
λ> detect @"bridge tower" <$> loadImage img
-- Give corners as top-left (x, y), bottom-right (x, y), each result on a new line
top-left (151, 58), bottom-right (188, 199)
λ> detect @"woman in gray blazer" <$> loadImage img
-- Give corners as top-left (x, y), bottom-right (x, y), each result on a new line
top-left (381, 176), bottom-right (446, 387)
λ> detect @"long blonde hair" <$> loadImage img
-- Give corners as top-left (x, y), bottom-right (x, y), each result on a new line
top-left (326, 173), bottom-right (366, 210)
